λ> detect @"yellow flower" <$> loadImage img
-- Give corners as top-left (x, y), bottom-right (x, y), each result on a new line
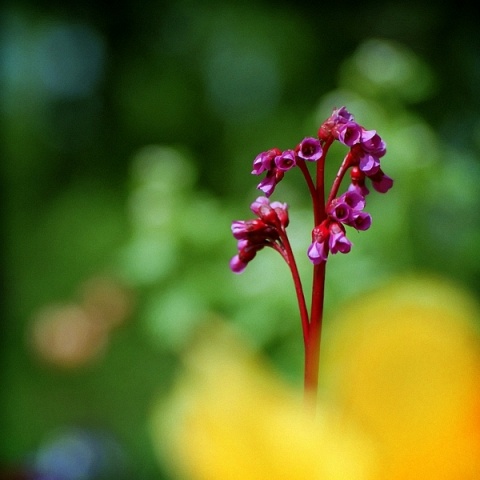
top-left (150, 275), bottom-right (480, 479)
top-left (321, 274), bottom-right (480, 480)
top-left (151, 325), bottom-right (379, 480)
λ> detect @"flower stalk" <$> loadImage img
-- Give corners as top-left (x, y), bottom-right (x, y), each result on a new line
top-left (229, 107), bottom-right (392, 406)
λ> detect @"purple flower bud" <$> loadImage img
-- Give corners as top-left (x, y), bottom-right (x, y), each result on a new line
top-left (332, 106), bottom-right (354, 123)
top-left (275, 150), bottom-right (297, 171)
top-left (351, 212), bottom-right (372, 231)
top-left (297, 138), bottom-right (323, 161)
top-left (361, 130), bottom-right (386, 157)
top-left (229, 243), bottom-right (260, 274)
top-left (257, 169), bottom-right (284, 197)
top-left (307, 240), bottom-right (328, 264)
top-left (230, 254), bottom-right (248, 273)
top-left (231, 220), bottom-right (249, 239)
top-left (336, 122), bottom-right (362, 146)
top-left (250, 196), bottom-right (270, 216)
top-left (343, 190), bottom-right (365, 211)
top-left (270, 201), bottom-right (289, 228)
top-left (348, 181), bottom-right (370, 197)
top-left (307, 222), bottom-right (330, 264)
top-left (251, 148), bottom-right (281, 175)
top-left (328, 199), bottom-right (351, 223)
top-left (249, 196), bottom-right (287, 228)
top-left (328, 191), bottom-right (366, 224)
top-left (231, 219), bottom-right (270, 241)
top-left (358, 152), bottom-right (380, 175)
top-left (370, 170), bottom-right (394, 193)
top-left (236, 239), bottom-right (249, 250)
top-left (328, 222), bottom-right (352, 254)
top-left (348, 166), bottom-right (370, 197)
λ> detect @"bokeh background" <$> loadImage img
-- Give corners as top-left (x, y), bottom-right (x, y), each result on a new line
top-left (1, 0), bottom-right (480, 478)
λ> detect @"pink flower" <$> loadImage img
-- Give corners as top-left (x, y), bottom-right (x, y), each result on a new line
top-left (336, 122), bottom-right (363, 147)
top-left (275, 150), bottom-right (297, 171)
top-left (361, 130), bottom-right (386, 157)
top-left (256, 169), bottom-right (284, 197)
top-left (328, 222), bottom-right (352, 255)
top-left (250, 196), bottom-right (289, 228)
top-left (307, 221), bottom-right (353, 264)
top-left (370, 169), bottom-right (394, 193)
top-left (297, 138), bottom-right (323, 161)
top-left (252, 148), bottom-right (281, 175)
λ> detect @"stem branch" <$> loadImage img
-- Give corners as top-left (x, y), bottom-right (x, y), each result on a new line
top-left (279, 232), bottom-right (310, 346)
top-left (326, 153), bottom-right (351, 206)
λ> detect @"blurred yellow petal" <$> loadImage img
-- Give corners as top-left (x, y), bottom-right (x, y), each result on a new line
top-left (321, 275), bottom-right (480, 480)
top-left (151, 325), bottom-right (379, 480)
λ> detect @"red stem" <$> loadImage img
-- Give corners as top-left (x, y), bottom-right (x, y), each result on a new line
top-left (303, 139), bottom-right (331, 404)
top-left (297, 160), bottom-right (319, 215)
top-left (326, 152), bottom-right (351, 206)
top-left (278, 231), bottom-right (310, 346)
top-left (304, 262), bottom-right (326, 399)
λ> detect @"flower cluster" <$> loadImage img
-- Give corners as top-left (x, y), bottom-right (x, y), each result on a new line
top-left (230, 106), bottom-right (392, 271)
top-left (329, 108), bottom-right (392, 195)
top-left (230, 196), bottom-right (289, 274)
top-left (307, 190), bottom-right (371, 264)
top-left (252, 137), bottom-right (323, 196)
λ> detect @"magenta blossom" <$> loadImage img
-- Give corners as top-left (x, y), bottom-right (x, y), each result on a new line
top-left (307, 222), bottom-right (330, 264)
top-left (250, 196), bottom-right (289, 228)
top-left (275, 149), bottom-right (297, 171)
top-left (361, 129), bottom-right (386, 157)
top-left (230, 241), bottom-right (259, 274)
top-left (328, 222), bottom-right (352, 254)
top-left (230, 197), bottom-right (289, 273)
top-left (252, 148), bottom-right (281, 175)
top-left (336, 122), bottom-right (363, 147)
top-left (297, 137), bottom-right (323, 161)
top-left (234, 105), bottom-right (391, 269)
top-left (328, 191), bottom-right (365, 223)
top-left (256, 169), bottom-right (284, 197)
top-left (327, 190), bottom-right (371, 232)
top-left (307, 220), bottom-right (353, 264)
top-left (369, 169), bottom-right (394, 193)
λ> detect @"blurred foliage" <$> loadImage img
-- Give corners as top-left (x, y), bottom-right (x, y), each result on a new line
top-left (1, 0), bottom-right (480, 478)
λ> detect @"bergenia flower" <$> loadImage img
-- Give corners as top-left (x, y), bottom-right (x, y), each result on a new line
top-left (328, 222), bottom-right (352, 255)
top-left (307, 221), bottom-right (330, 264)
top-left (230, 197), bottom-right (289, 273)
top-left (369, 169), bottom-right (393, 193)
top-left (350, 211), bottom-right (372, 231)
top-left (275, 150), bottom-right (297, 171)
top-left (356, 148), bottom-right (381, 175)
top-left (361, 130), bottom-right (386, 157)
top-left (307, 220), bottom-right (353, 264)
top-left (328, 191), bottom-right (365, 224)
top-left (256, 169), bottom-right (284, 197)
top-left (250, 196), bottom-right (289, 228)
top-left (297, 137), bottom-right (323, 161)
top-left (336, 122), bottom-right (363, 147)
top-left (252, 148), bottom-right (281, 175)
